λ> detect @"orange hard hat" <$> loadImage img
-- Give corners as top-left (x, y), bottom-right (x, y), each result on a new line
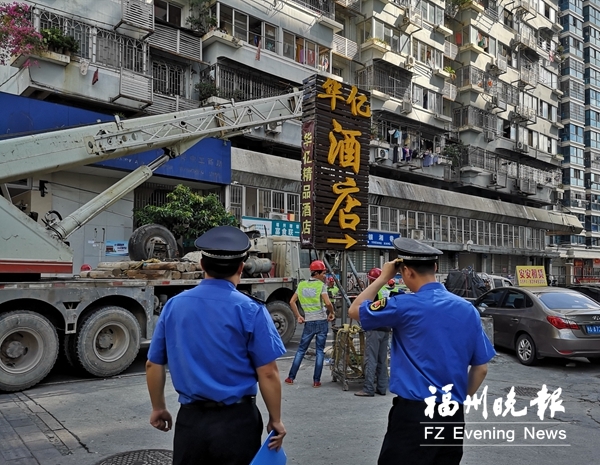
top-left (327, 276), bottom-right (335, 284)
top-left (367, 268), bottom-right (382, 281)
top-left (309, 260), bottom-right (326, 272)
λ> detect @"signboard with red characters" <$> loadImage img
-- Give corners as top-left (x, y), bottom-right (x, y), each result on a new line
top-left (515, 266), bottom-right (547, 287)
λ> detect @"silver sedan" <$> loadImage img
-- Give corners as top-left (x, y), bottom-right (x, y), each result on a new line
top-left (473, 287), bottom-right (600, 366)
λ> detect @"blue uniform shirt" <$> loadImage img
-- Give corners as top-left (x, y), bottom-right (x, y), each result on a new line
top-left (148, 279), bottom-right (286, 405)
top-left (360, 282), bottom-right (495, 403)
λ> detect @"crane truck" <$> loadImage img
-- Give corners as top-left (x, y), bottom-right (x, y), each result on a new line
top-left (0, 91), bottom-right (303, 392)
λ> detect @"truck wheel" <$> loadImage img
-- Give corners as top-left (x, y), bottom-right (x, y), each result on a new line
top-left (0, 311), bottom-right (59, 391)
top-left (128, 224), bottom-right (178, 261)
top-left (266, 301), bottom-right (296, 346)
top-left (62, 334), bottom-right (81, 371)
top-left (75, 306), bottom-right (140, 377)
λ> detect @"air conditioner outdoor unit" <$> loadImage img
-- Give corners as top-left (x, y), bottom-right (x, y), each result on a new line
top-left (401, 100), bottom-right (413, 114)
top-left (557, 191), bottom-right (564, 200)
top-left (515, 142), bottom-right (529, 153)
top-left (265, 121), bottom-right (282, 134)
top-left (377, 149), bottom-right (389, 160)
top-left (405, 56), bottom-right (415, 68)
top-left (410, 229), bottom-right (424, 240)
top-left (484, 130), bottom-right (496, 142)
top-left (491, 172), bottom-right (498, 184)
top-left (269, 212), bottom-right (287, 220)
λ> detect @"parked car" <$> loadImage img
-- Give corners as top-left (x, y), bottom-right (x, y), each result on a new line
top-left (567, 284), bottom-right (600, 303)
top-left (473, 287), bottom-right (600, 366)
top-left (479, 273), bottom-right (513, 289)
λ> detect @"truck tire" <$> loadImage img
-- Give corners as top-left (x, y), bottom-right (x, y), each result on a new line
top-left (75, 306), bottom-right (141, 378)
top-left (128, 224), bottom-right (178, 261)
top-left (0, 311), bottom-right (59, 391)
top-left (266, 301), bottom-right (296, 346)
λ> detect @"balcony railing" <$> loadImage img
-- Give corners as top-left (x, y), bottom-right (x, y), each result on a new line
top-left (456, 66), bottom-right (496, 94)
top-left (444, 41), bottom-right (458, 60)
top-left (147, 94), bottom-right (199, 115)
top-left (289, 0), bottom-right (335, 19)
top-left (333, 34), bottom-right (359, 60)
top-left (147, 23), bottom-right (202, 62)
top-left (519, 66), bottom-right (538, 86)
top-left (335, 0), bottom-right (361, 13)
top-left (115, 0), bottom-right (154, 35)
top-left (443, 81), bottom-right (457, 100)
top-left (356, 65), bottom-right (411, 101)
top-left (453, 106), bottom-right (497, 131)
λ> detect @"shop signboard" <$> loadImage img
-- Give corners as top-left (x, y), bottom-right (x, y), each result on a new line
top-left (515, 266), bottom-right (547, 286)
top-left (300, 75), bottom-right (370, 250)
top-left (241, 216), bottom-right (300, 237)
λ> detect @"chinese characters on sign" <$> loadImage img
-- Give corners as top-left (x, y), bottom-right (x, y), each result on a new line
top-left (300, 75), bottom-right (370, 250)
top-left (515, 266), bottom-right (547, 286)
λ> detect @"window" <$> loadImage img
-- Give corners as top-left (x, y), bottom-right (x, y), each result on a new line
top-left (264, 23), bottom-right (277, 52)
top-left (154, 0), bottom-right (182, 26)
top-left (234, 11), bottom-right (248, 41)
top-left (503, 9), bottom-right (514, 29)
top-left (413, 39), bottom-right (442, 69)
top-left (283, 31), bottom-right (294, 59)
top-left (152, 61), bottom-right (185, 97)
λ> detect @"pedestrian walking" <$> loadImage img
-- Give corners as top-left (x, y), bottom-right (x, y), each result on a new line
top-left (355, 269), bottom-right (395, 398)
top-left (145, 226), bottom-right (287, 465)
top-left (349, 238), bottom-right (495, 465)
top-left (285, 260), bottom-right (335, 387)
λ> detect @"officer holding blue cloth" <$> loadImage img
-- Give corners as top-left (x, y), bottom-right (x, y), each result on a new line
top-left (349, 237), bottom-right (495, 465)
top-left (146, 226), bottom-right (287, 465)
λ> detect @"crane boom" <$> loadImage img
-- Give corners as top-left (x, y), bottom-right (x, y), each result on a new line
top-left (0, 91), bottom-right (303, 275)
top-left (0, 91), bottom-right (302, 184)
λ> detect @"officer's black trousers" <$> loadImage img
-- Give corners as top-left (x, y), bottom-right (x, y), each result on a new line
top-left (378, 396), bottom-right (465, 465)
top-left (173, 401), bottom-right (263, 465)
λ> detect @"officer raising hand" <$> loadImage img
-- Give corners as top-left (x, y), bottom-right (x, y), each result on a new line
top-left (349, 238), bottom-right (495, 465)
top-left (146, 226), bottom-right (287, 465)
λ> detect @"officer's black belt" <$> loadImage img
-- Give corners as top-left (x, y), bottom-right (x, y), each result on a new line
top-left (182, 395), bottom-right (256, 409)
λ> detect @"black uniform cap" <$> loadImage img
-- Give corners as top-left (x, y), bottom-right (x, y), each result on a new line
top-left (194, 226), bottom-right (251, 260)
top-left (393, 237), bottom-right (443, 261)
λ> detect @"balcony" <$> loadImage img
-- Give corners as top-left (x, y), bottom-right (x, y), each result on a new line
top-left (201, 29), bottom-right (242, 48)
top-left (512, 33), bottom-right (539, 57)
top-left (289, 0), bottom-right (335, 20)
top-left (335, 0), bottom-right (361, 14)
top-left (147, 94), bottom-right (199, 115)
top-left (356, 64), bottom-right (411, 102)
top-left (487, 55), bottom-right (507, 75)
top-left (511, 105), bottom-right (537, 124)
top-left (456, 66), bottom-right (496, 95)
top-left (111, 68), bottom-right (153, 108)
top-left (460, 1), bottom-right (485, 14)
top-left (333, 34), bottom-right (359, 60)
top-left (10, 50), bottom-right (70, 68)
top-left (444, 41), bottom-right (458, 60)
top-left (443, 81), bottom-right (457, 100)
top-left (453, 106), bottom-right (497, 133)
top-left (512, 0), bottom-right (536, 17)
top-left (148, 24), bottom-right (202, 62)
top-left (114, 0), bottom-right (154, 37)
top-left (517, 66), bottom-right (538, 87)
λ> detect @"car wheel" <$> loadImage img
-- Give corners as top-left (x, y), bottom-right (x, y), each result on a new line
top-left (516, 333), bottom-right (538, 366)
top-left (587, 357), bottom-right (600, 365)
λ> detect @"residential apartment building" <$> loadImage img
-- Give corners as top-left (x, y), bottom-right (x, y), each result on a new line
top-left (0, 0), bottom-right (582, 279)
top-left (553, 0), bottom-right (600, 282)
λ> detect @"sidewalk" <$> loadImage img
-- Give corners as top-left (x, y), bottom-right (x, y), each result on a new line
top-left (0, 391), bottom-right (84, 464)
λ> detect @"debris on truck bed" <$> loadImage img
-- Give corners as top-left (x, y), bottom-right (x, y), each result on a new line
top-left (79, 259), bottom-right (204, 280)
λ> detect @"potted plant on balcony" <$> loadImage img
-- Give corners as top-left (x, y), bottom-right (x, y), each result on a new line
top-left (186, 0), bottom-right (215, 36)
top-left (0, 2), bottom-right (45, 66)
top-left (444, 66), bottom-right (456, 80)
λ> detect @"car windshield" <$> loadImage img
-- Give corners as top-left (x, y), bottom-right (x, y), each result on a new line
top-left (537, 292), bottom-right (600, 310)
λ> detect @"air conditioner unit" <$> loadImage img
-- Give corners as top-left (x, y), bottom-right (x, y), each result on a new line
top-left (265, 121), bottom-right (282, 134)
top-left (557, 191), bottom-right (564, 200)
top-left (491, 172), bottom-right (498, 184)
top-left (484, 130), bottom-right (496, 142)
top-left (269, 212), bottom-right (287, 220)
top-left (377, 149), bottom-right (389, 160)
top-left (515, 142), bottom-right (529, 153)
top-left (404, 56), bottom-right (415, 68)
top-left (401, 100), bottom-right (413, 114)
top-left (410, 229), bottom-right (424, 240)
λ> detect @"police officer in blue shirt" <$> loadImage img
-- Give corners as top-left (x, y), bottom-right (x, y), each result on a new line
top-left (349, 238), bottom-right (495, 465)
top-left (146, 226), bottom-right (287, 465)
